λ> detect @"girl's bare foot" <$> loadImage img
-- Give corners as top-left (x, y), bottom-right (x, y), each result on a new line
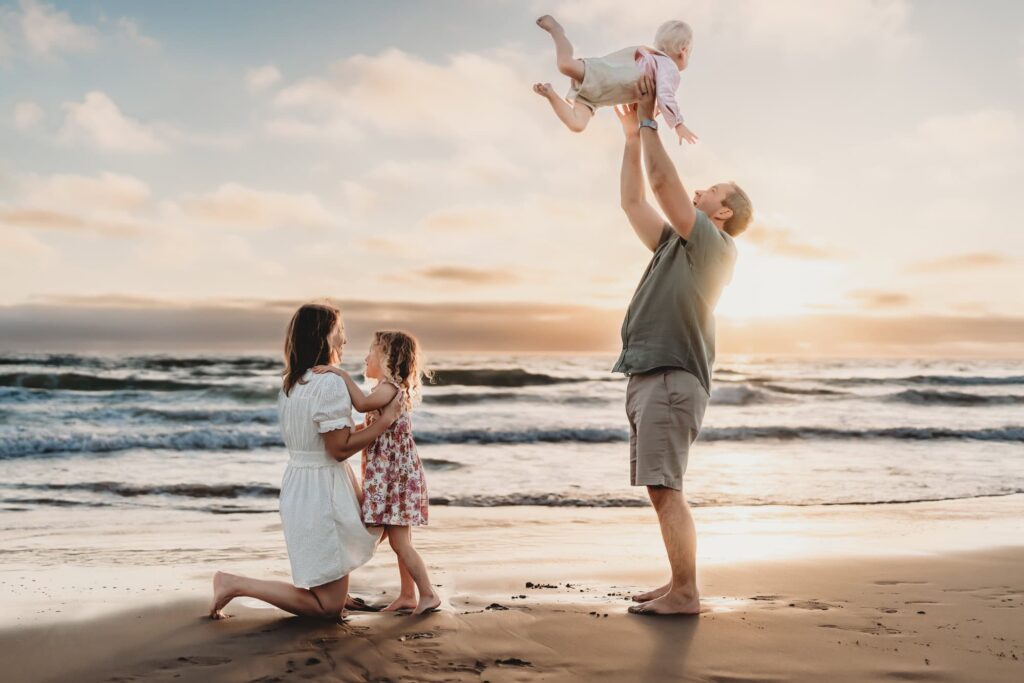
top-left (536, 15), bottom-right (563, 34)
top-left (209, 571), bottom-right (238, 619)
top-left (631, 581), bottom-right (671, 602)
top-left (382, 595), bottom-right (418, 612)
top-left (412, 592), bottom-right (442, 615)
top-left (532, 82), bottom-right (555, 99)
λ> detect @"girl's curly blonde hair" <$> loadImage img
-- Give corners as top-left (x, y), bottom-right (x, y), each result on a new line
top-left (372, 330), bottom-right (431, 411)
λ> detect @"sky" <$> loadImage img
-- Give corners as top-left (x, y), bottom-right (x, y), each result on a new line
top-left (0, 0), bottom-right (1022, 355)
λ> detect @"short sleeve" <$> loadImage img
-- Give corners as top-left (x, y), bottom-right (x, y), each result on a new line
top-left (686, 210), bottom-right (735, 272)
top-left (312, 374), bottom-right (355, 434)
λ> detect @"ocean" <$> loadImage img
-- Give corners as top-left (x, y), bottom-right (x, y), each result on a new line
top-left (1, 353), bottom-right (1022, 515)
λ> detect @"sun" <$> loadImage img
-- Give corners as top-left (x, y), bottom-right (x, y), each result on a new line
top-left (716, 250), bottom-right (847, 319)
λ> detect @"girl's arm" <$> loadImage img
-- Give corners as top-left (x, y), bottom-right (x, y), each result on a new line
top-left (342, 373), bottom-right (398, 413)
top-left (311, 366), bottom-right (398, 412)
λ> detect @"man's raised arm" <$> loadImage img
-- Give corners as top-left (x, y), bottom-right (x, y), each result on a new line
top-left (615, 104), bottom-right (666, 252)
top-left (636, 74), bottom-right (697, 240)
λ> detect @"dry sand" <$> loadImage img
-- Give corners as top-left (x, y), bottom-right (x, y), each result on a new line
top-left (1, 497), bottom-right (1023, 682)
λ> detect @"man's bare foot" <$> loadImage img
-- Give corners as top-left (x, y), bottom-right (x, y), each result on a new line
top-left (209, 571), bottom-right (238, 619)
top-left (631, 582), bottom-right (671, 603)
top-left (412, 593), bottom-right (442, 615)
top-left (382, 595), bottom-right (418, 612)
top-left (536, 15), bottom-right (563, 34)
top-left (532, 82), bottom-right (556, 99)
top-left (627, 589), bottom-right (702, 616)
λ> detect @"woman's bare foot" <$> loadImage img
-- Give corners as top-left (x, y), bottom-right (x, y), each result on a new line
top-left (532, 82), bottom-right (556, 99)
top-left (536, 15), bottom-right (563, 34)
top-left (631, 581), bottom-right (671, 602)
top-left (627, 589), bottom-right (702, 616)
top-left (209, 571), bottom-right (239, 619)
top-left (412, 592), bottom-right (442, 615)
top-left (382, 595), bottom-right (418, 612)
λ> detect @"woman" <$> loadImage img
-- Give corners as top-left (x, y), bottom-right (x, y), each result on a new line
top-left (209, 302), bottom-right (400, 619)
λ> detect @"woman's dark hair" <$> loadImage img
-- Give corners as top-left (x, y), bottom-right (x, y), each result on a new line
top-left (282, 303), bottom-right (341, 396)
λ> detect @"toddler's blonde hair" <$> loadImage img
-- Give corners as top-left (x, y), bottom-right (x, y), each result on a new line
top-left (655, 20), bottom-right (693, 55)
top-left (372, 330), bottom-right (431, 411)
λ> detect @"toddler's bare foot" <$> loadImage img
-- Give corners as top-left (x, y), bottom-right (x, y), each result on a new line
top-left (536, 15), bottom-right (563, 34)
top-left (382, 595), bottom-right (418, 612)
top-left (532, 82), bottom-right (556, 100)
top-left (412, 592), bottom-right (442, 615)
top-left (209, 571), bottom-right (238, 619)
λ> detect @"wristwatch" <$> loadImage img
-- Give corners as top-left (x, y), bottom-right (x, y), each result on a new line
top-left (638, 118), bottom-right (658, 132)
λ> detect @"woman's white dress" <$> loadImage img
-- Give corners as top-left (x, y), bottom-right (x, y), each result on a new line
top-left (277, 371), bottom-right (380, 588)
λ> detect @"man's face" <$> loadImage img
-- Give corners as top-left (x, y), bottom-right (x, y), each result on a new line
top-left (693, 183), bottom-right (731, 218)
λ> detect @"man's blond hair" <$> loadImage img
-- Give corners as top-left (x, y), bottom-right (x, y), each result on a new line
top-left (722, 183), bottom-right (753, 237)
top-left (655, 20), bottom-right (693, 55)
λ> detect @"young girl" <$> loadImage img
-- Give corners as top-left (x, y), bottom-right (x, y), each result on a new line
top-left (532, 15), bottom-right (698, 144)
top-left (314, 331), bottom-right (439, 615)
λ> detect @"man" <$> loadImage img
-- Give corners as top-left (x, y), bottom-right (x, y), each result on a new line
top-left (614, 74), bottom-right (753, 615)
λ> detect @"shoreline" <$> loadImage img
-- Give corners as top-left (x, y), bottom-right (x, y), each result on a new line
top-left (1, 496), bottom-right (1022, 681)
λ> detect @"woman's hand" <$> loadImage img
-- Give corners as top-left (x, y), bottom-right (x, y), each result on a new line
top-left (614, 103), bottom-right (640, 140)
top-left (312, 365), bottom-right (345, 376)
top-left (637, 73), bottom-right (657, 121)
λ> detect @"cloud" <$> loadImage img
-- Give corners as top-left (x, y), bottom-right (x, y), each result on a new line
top-left (909, 252), bottom-right (1014, 273)
top-left (22, 171), bottom-right (151, 212)
top-left (59, 91), bottom-right (168, 153)
top-left (0, 171), bottom-right (151, 237)
top-left (271, 48), bottom-right (539, 142)
top-left (743, 221), bottom-right (839, 260)
top-left (12, 100), bottom-right (43, 129)
top-left (246, 64), bottom-right (281, 92)
top-left (539, 0), bottom-right (917, 55)
top-left (263, 115), bottom-right (358, 143)
top-left (3, 299), bottom-right (1023, 358)
top-left (413, 266), bottom-right (519, 285)
top-left (116, 17), bottom-right (158, 49)
top-left (18, 0), bottom-right (96, 58)
top-left (172, 183), bottom-right (337, 231)
top-left (848, 289), bottom-right (911, 309)
top-left (0, 207), bottom-right (142, 236)
top-left (911, 109), bottom-right (1019, 157)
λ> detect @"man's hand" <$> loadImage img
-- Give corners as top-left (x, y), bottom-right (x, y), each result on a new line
top-left (614, 104), bottom-right (640, 140)
top-left (637, 73), bottom-right (657, 121)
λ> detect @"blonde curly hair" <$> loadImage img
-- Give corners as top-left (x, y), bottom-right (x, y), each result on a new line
top-left (372, 330), bottom-right (431, 411)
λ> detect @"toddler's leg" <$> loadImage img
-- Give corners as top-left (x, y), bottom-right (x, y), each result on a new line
top-left (532, 83), bottom-right (594, 133)
top-left (536, 15), bottom-right (584, 81)
top-left (381, 555), bottom-right (418, 612)
top-left (387, 526), bottom-right (441, 615)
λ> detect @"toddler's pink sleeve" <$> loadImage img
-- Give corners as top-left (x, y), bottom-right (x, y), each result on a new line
top-left (653, 56), bottom-right (683, 129)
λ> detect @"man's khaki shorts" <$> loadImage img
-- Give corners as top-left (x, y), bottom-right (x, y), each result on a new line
top-left (625, 369), bottom-right (709, 490)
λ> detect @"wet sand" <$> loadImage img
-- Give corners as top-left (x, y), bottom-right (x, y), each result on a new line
top-left (1, 497), bottom-right (1023, 682)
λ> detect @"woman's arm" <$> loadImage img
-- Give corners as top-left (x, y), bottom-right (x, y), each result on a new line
top-left (322, 397), bottom-right (401, 461)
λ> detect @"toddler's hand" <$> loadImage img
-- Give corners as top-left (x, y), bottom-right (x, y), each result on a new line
top-left (311, 365), bottom-right (343, 375)
top-left (675, 123), bottom-right (699, 145)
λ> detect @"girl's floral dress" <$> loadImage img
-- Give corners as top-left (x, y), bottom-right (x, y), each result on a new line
top-left (361, 382), bottom-right (428, 526)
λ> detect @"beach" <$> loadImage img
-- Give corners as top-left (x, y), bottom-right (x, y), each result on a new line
top-left (2, 353), bottom-right (1023, 680)
top-left (2, 496), bottom-right (1023, 682)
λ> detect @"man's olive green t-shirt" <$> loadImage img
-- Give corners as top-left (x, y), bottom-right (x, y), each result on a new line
top-left (612, 210), bottom-right (737, 394)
